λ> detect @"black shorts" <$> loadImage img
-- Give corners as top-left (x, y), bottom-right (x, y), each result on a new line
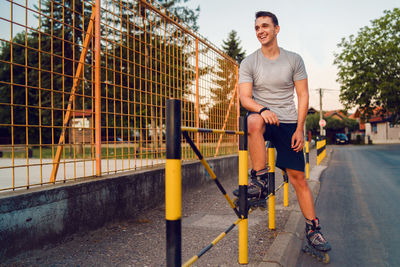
top-left (248, 113), bottom-right (305, 172)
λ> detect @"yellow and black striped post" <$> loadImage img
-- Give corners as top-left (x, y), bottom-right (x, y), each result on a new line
top-left (267, 144), bottom-right (276, 230)
top-left (282, 170), bottom-right (289, 207)
top-left (305, 138), bottom-right (310, 179)
top-left (166, 99), bottom-right (182, 267)
top-left (238, 116), bottom-right (248, 264)
top-left (316, 136), bottom-right (326, 166)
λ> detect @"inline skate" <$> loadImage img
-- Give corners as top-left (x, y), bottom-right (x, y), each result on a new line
top-left (302, 217), bottom-right (331, 264)
top-left (233, 168), bottom-right (269, 211)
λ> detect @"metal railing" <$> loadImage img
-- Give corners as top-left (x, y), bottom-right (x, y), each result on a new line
top-left (165, 100), bottom-right (291, 266)
top-left (0, 0), bottom-right (239, 191)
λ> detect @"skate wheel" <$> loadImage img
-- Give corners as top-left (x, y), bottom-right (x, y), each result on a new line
top-left (323, 253), bottom-right (330, 264)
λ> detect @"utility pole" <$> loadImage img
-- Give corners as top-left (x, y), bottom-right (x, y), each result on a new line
top-left (319, 88), bottom-right (323, 136)
top-left (315, 88), bottom-right (338, 137)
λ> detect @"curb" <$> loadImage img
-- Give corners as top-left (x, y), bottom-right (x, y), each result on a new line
top-left (258, 165), bottom-right (328, 267)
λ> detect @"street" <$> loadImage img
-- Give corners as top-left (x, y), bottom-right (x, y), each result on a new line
top-left (297, 144), bottom-right (400, 267)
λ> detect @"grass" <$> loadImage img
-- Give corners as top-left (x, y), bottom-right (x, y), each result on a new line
top-left (0, 142), bottom-right (238, 160)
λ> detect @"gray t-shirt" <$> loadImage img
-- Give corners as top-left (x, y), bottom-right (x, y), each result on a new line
top-left (239, 48), bottom-right (307, 123)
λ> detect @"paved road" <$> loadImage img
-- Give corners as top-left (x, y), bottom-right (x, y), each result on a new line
top-left (297, 144), bottom-right (400, 267)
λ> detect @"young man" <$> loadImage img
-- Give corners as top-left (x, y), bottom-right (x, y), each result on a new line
top-left (238, 11), bottom-right (331, 252)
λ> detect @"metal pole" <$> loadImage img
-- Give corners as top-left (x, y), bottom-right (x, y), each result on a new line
top-left (268, 144), bottom-right (275, 230)
top-left (236, 66), bottom-right (240, 132)
top-left (283, 170), bottom-right (289, 207)
top-left (195, 38), bottom-right (199, 149)
top-left (305, 140), bottom-right (310, 179)
top-left (319, 88), bottom-right (324, 136)
top-left (95, 0), bottom-right (101, 176)
top-left (166, 99), bottom-right (182, 267)
top-left (238, 116), bottom-right (248, 264)
top-left (49, 8), bottom-right (96, 182)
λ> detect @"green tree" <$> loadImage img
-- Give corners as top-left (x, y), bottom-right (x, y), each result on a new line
top-left (0, 33), bottom-right (39, 144)
top-left (0, 0), bottom-right (201, 146)
top-left (0, 0), bottom-right (92, 144)
top-left (207, 30), bottom-right (245, 128)
top-left (102, 0), bottom-right (203, 146)
top-left (221, 30), bottom-right (246, 64)
top-left (306, 113), bottom-right (320, 136)
top-left (334, 8), bottom-right (400, 121)
top-left (157, 0), bottom-right (200, 31)
top-left (306, 112), bottom-right (359, 138)
top-left (221, 30), bottom-right (246, 117)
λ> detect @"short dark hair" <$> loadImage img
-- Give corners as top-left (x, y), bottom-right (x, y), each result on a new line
top-left (255, 11), bottom-right (279, 26)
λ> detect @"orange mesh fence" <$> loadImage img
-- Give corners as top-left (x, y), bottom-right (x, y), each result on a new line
top-left (0, 0), bottom-right (239, 191)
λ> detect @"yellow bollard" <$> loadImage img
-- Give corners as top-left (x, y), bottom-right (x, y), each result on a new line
top-left (282, 170), bottom-right (289, 207)
top-left (165, 99), bottom-right (182, 267)
top-left (238, 117), bottom-right (248, 264)
top-left (316, 137), bottom-right (326, 166)
top-left (305, 140), bottom-right (310, 180)
top-left (268, 145), bottom-right (275, 230)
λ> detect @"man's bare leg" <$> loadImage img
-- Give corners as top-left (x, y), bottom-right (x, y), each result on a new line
top-left (286, 168), bottom-right (315, 220)
top-left (247, 114), bottom-right (267, 171)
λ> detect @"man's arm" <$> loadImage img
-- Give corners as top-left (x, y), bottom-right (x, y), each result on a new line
top-left (291, 78), bottom-right (309, 152)
top-left (239, 82), bottom-right (279, 125)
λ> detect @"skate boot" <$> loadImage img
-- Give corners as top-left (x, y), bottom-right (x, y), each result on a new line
top-left (302, 217), bottom-right (331, 263)
top-left (233, 168), bottom-right (269, 211)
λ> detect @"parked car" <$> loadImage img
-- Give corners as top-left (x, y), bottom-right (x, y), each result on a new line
top-left (335, 133), bottom-right (349, 144)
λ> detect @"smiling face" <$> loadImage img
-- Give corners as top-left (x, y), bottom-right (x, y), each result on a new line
top-left (255, 16), bottom-right (280, 47)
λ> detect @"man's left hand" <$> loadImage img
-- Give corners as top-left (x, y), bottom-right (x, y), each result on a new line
top-left (291, 130), bottom-right (304, 152)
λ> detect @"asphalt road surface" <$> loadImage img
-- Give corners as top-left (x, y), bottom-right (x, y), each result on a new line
top-left (297, 144), bottom-right (400, 267)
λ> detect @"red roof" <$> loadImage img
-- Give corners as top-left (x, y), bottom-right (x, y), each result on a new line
top-left (349, 107), bottom-right (391, 125)
top-left (348, 113), bottom-right (356, 119)
top-left (324, 110), bottom-right (347, 120)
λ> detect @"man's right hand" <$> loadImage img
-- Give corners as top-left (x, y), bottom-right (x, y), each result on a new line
top-left (260, 109), bottom-right (280, 126)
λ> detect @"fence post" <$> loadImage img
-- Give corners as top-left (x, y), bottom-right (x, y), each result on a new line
top-left (195, 38), bottom-right (200, 149)
top-left (268, 144), bottom-right (275, 230)
top-left (283, 170), bottom-right (289, 207)
top-left (166, 99), bottom-right (182, 267)
top-left (305, 138), bottom-right (310, 180)
top-left (95, 0), bottom-right (102, 176)
top-left (238, 116), bottom-right (248, 264)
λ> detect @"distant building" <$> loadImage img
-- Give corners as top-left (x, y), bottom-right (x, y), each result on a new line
top-left (350, 107), bottom-right (400, 144)
top-left (364, 108), bottom-right (400, 144)
top-left (68, 110), bottom-right (93, 145)
top-left (307, 107), bottom-right (317, 114)
top-left (348, 109), bottom-right (365, 141)
top-left (324, 110), bottom-right (347, 121)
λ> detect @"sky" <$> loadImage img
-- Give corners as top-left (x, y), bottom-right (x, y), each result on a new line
top-left (1, 0), bottom-right (398, 112)
top-left (186, 0), bottom-right (399, 112)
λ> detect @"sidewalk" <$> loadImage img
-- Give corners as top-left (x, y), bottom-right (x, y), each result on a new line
top-left (3, 147), bottom-right (330, 267)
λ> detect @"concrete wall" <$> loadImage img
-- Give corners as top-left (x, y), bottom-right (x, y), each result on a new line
top-left (0, 155), bottom-right (238, 260)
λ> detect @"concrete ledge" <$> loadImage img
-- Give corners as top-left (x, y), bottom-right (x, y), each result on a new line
top-left (0, 155), bottom-right (238, 260)
top-left (259, 211), bottom-right (303, 267)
